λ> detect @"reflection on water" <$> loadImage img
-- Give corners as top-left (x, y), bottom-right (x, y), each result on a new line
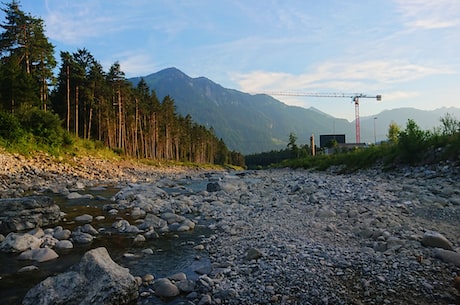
top-left (0, 184), bottom-right (212, 305)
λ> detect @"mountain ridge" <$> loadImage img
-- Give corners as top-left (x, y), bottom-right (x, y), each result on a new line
top-left (130, 67), bottom-right (459, 154)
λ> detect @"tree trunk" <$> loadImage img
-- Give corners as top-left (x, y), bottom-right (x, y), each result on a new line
top-left (66, 64), bottom-right (70, 132)
top-left (75, 85), bottom-right (79, 137)
top-left (118, 89), bottom-right (122, 149)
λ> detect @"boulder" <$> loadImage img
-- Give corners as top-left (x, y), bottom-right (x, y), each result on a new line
top-left (176, 279), bottom-right (195, 293)
top-left (206, 182), bottom-right (221, 192)
top-left (67, 192), bottom-right (93, 200)
top-left (152, 278), bottom-right (180, 298)
top-left (80, 224), bottom-right (99, 235)
top-left (0, 196), bottom-right (61, 234)
top-left (421, 231), bottom-right (454, 250)
top-left (74, 214), bottom-right (93, 223)
top-left (53, 228), bottom-right (71, 240)
top-left (138, 213), bottom-right (167, 230)
top-left (40, 234), bottom-right (59, 248)
top-left (112, 219), bottom-right (140, 233)
top-left (161, 212), bottom-right (185, 224)
top-left (55, 240), bottom-right (73, 249)
top-left (0, 232), bottom-right (42, 253)
top-left (434, 248), bottom-right (460, 266)
top-left (18, 248), bottom-right (59, 263)
top-left (22, 247), bottom-right (138, 305)
top-left (71, 231), bottom-right (94, 244)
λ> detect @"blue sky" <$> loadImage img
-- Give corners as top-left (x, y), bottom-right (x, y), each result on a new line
top-left (11, 0), bottom-right (460, 121)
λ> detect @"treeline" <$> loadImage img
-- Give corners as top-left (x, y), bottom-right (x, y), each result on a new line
top-left (249, 116), bottom-right (460, 171)
top-left (245, 132), bottom-right (313, 169)
top-left (0, 1), bottom-right (244, 166)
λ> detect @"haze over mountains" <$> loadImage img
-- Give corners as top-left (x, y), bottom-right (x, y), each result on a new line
top-left (130, 68), bottom-right (460, 155)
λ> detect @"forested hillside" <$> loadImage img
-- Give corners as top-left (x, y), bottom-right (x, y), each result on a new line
top-left (0, 1), bottom-right (243, 166)
top-left (130, 68), bottom-right (354, 154)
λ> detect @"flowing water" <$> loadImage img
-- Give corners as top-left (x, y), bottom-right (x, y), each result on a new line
top-left (0, 183), bottom-right (213, 305)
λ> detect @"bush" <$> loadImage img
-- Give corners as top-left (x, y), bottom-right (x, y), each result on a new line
top-left (19, 108), bottom-right (65, 147)
top-left (0, 111), bottom-right (23, 142)
top-left (397, 119), bottom-right (430, 164)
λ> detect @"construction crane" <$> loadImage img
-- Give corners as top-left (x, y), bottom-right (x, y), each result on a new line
top-left (262, 92), bottom-right (382, 143)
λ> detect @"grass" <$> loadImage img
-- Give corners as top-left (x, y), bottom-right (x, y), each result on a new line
top-left (277, 138), bottom-right (459, 173)
top-left (0, 134), bottom-right (242, 171)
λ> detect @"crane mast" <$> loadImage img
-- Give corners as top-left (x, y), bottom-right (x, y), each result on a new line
top-left (263, 92), bottom-right (382, 143)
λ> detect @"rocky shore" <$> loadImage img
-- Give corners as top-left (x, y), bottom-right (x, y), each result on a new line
top-left (0, 151), bottom-right (459, 304)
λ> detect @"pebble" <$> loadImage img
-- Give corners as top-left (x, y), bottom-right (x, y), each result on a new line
top-left (142, 274), bottom-right (154, 283)
top-left (133, 234), bottom-right (146, 243)
top-left (141, 248), bottom-right (154, 255)
top-left (74, 214), bottom-right (93, 223)
top-left (18, 265), bottom-right (39, 273)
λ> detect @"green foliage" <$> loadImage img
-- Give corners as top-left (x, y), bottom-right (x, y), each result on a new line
top-left (19, 108), bottom-right (64, 147)
top-left (0, 1), bottom-right (55, 111)
top-left (387, 121), bottom-right (400, 144)
top-left (439, 113), bottom-right (460, 136)
top-left (397, 119), bottom-right (429, 164)
top-left (287, 132), bottom-right (298, 150)
top-left (261, 115), bottom-right (460, 172)
top-left (245, 149), bottom-right (293, 169)
top-left (0, 2), bottom-right (241, 166)
top-left (0, 111), bottom-right (22, 141)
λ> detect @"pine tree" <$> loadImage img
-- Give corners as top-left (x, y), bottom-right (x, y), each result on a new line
top-left (0, 0), bottom-right (55, 111)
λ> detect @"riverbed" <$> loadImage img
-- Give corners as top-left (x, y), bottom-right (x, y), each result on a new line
top-left (0, 181), bottom-right (213, 305)
top-left (0, 152), bottom-right (459, 304)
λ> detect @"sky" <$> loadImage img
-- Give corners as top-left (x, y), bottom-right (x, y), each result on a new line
top-left (8, 0), bottom-right (460, 121)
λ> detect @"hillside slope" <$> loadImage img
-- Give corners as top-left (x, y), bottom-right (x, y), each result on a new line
top-left (130, 68), bottom-right (353, 154)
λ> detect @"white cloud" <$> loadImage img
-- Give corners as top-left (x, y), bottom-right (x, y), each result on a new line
top-left (43, 1), bottom-right (142, 45)
top-left (115, 52), bottom-right (159, 78)
top-left (232, 60), bottom-right (452, 93)
top-left (395, 0), bottom-right (460, 30)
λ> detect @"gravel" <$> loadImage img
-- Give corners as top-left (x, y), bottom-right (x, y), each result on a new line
top-left (1, 150), bottom-right (459, 304)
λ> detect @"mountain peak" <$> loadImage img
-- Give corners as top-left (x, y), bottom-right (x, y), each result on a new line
top-left (156, 67), bottom-right (190, 79)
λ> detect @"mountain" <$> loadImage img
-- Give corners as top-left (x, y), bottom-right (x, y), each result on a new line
top-left (359, 107), bottom-right (460, 143)
top-left (129, 68), bottom-right (354, 154)
top-left (130, 68), bottom-right (460, 154)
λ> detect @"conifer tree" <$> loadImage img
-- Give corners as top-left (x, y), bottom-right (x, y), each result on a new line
top-left (0, 0), bottom-right (55, 111)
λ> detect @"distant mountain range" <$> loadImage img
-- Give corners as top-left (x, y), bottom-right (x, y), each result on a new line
top-left (129, 68), bottom-right (460, 154)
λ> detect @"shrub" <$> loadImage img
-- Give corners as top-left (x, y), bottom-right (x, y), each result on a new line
top-left (397, 119), bottom-right (429, 164)
top-left (0, 111), bottom-right (23, 142)
top-left (19, 108), bottom-right (64, 147)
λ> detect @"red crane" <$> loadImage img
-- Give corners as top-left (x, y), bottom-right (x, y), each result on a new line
top-left (262, 92), bottom-right (382, 143)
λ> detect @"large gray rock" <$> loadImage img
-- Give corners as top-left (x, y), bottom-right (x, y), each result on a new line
top-left (434, 248), bottom-right (460, 266)
top-left (22, 247), bottom-right (138, 305)
top-left (152, 278), bottom-right (180, 298)
top-left (0, 196), bottom-right (61, 234)
top-left (138, 213), bottom-right (167, 230)
top-left (18, 247), bottom-right (59, 263)
top-left (206, 182), bottom-right (221, 192)
top-left (0, 232), bottom-right (42, 253)
top-left (71, 231), bottom-right (94, 244)
top-left (421, 231), bottom-right (454, 250)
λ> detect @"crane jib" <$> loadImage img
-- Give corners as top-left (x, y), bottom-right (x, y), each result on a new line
top-left (258, 91), bottom-right (382, 144)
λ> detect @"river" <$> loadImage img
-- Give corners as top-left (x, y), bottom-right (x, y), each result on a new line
top-left (0, 182), bottom-right (213, 305)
